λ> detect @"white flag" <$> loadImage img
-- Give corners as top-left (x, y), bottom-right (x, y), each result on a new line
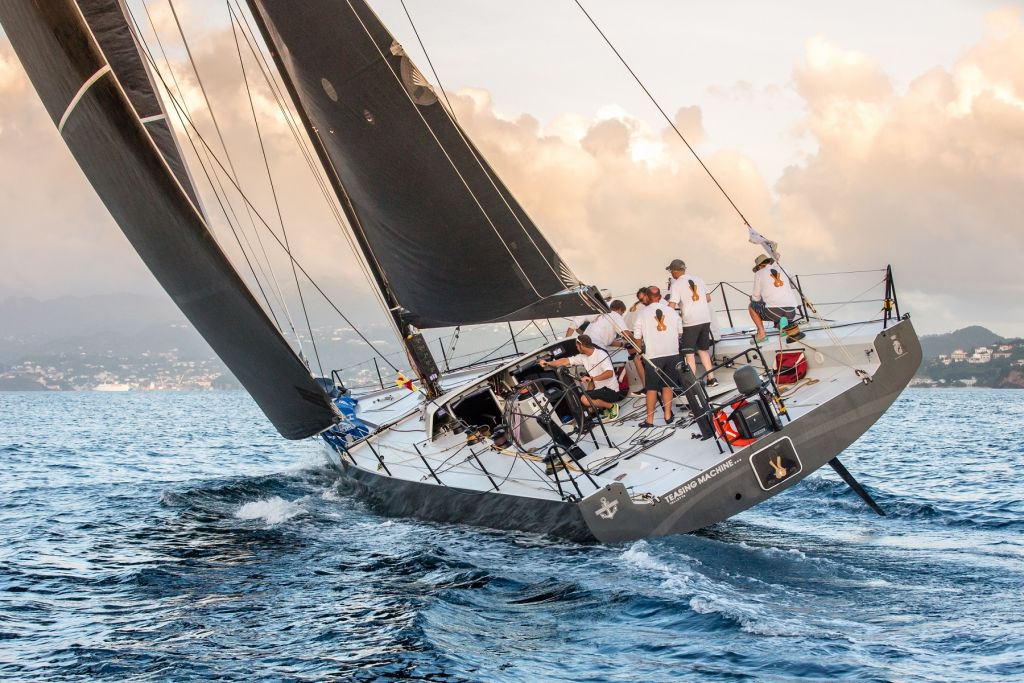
top-left (747, 225), bottom-right (780, 260)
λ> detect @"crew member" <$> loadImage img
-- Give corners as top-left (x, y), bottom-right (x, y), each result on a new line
top-left (749, 254), bottom-right (799, 341)
top-left (564, 289), bottom-right (612, 337)
top-left (668, 263), bottom-right (717, 387)
top-left (586, 300), bottom-right (628, 349)
top-left (539, 334), bottom-right (623, 418)
top-left (632, 286), bottom-right (682, 427)
top-left (665, 258), bottom-right (686, 298)
top-left (623, 288), bottom-right (650, 387)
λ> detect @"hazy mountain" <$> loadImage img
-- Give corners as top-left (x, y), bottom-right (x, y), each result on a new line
top-left (0, 293), bottom-right (208, 364)
top-left (920, 326), bottom-right (1005, 359)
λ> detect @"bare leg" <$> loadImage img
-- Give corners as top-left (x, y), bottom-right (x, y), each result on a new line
top-left (581, 393), bottom-right (613, 411)
top-left (645, 390), bottom-right (657, 424)
top-left (749, 304), bottom-right (766, 340)
top-left (661, 387), bottom-right (674, 422)
top-left (633, 355), bottom-right (646, 386)
top-left (697, 349), bottom-right (715, 380)
top-left (685, 353), bottom-right (697, 376)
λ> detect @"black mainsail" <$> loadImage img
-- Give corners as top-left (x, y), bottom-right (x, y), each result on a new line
top-left (0, 1), bottom-right (337, 439)
top-left (246, 0), bottom-right (594, 330)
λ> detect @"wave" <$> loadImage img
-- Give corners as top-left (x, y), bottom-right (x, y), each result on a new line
top-left (770, 475), bottom-right (1024, 532)
top-left (234, 496), bottom-right (306, 525)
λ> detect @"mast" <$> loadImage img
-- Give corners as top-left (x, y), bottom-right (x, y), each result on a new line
top-left (243, 2), bottom-right (442, 396)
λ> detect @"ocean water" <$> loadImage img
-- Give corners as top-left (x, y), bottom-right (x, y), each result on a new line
top-left (0, 389), bottom-right (1021, 681)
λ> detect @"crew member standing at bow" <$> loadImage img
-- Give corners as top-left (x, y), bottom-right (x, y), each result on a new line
top-left (749, 254), bottom-right (799, 341)
top-left (667, 261), bottom-right (718, 387)
top-left (632, 286), bottom-right (682, 427)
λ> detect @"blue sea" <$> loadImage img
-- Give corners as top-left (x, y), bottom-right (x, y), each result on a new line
top-left (0, 388), bottom-right (1021, 681)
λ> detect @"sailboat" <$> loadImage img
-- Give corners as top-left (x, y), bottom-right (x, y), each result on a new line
top-left (2, 0), bottom-right (921, 542)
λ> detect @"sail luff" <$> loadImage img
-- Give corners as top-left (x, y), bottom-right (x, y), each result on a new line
top-left (77, 0), bottom-right (203, 211)
top-left (0, 0), bottom-right (338, 439)
top-left (245, 0), bottom-right (596, 329)
top-left (242, 1), bottom-right (401, 322)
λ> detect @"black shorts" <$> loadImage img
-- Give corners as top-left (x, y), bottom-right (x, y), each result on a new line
top-left (585, 387), bottom-right (625, 404)
top-left (751, 301), bottom-right (796, 324)
top-left (680, 323), bottom-right (711, 353)
top-left (644, 355), bottom-right (680, 391)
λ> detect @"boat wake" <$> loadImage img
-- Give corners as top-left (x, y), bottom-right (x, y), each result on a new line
top-left (234, 496), bottom-right (306, 525)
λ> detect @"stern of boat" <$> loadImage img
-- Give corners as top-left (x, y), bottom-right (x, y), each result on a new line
top-left (577, 316), bottom-right (922, 543)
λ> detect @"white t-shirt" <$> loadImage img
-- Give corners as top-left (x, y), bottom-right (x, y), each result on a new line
top-left (567, 314), bottom-right (598, 333)
top-left (569, 349), bottom-right (617, 391)
top-left (752, 266), bottom-right (799, 308)
top-left (669, 274), bottom-right (711, 327)
top-left (585, 311), bottom-right (627, 349)
top-left (632, 300), bottom-right (682, 359)
top-left (624, 302), bottom-right (646, 330)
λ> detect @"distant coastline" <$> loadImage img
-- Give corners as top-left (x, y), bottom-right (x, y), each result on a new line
top-left (914, 326), bottom-right (1024, 389)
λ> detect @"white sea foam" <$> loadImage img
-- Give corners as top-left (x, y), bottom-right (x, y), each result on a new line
top-left (235, 496), bottom-right (305, 525)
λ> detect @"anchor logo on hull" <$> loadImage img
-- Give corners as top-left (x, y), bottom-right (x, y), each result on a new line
top-left (891, 334), bottom-right (905, 358)
top-left (595, 496), bottom-right (619, 520)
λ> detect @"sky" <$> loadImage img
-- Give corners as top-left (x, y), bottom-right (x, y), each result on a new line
top-left (1, 0), bottom-right (1023, 339)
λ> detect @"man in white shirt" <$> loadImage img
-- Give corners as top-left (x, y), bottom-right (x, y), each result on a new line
top-left (623, 288), bottom-right (650, 388)
top-left (564, 288), bottom-right (612, 337)
top-left (632, 286), bottom-right (682, 426)
top-left (668, 263), bottom-right (718, 388)
top-left (539, 334), bottom-right (624, 417)
top-left (749, 254), bottom-right (799, 340)
top-left (565, 313), bottom-right (597, 338)
top-left (585, 300), bottom-right (628, 349)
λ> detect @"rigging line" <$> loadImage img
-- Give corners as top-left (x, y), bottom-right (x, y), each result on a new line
top-left (573, 0), bottom-right (751, 228)
top-left (398, 0), bottom-right (457, 118)
top-left (229, 1), bottom-right (397, 332)
top-left (131, 2), bottom-right (397, 372)
top-left (130, 1), bottom-right (288, 336)
top-left (228, 4), bottom-right (324, 377)
top-left (139, 3), bottom-right (292, 338)
top-left (163, 0), bottom-right (304, 352)
top-left (146, 75), bottom-right (402, 372)
top-left (344, 0), bottom-right (543, 297)
top-left (241, 4), bottom-right (409, 352)
top-left (382, 0), bottom-right (574, 288)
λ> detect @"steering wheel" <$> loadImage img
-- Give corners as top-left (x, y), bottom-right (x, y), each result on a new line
top-left (503, 376), bottom-right (587, 454)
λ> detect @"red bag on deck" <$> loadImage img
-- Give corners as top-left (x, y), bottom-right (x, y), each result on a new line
top-left (775, 350), bottom-right (807, 384)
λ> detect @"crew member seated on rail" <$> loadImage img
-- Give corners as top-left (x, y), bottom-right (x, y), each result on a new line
top-left (749, 254), bottom-right (799, 341)
top-left (539, 334), bottom-right (624, 420)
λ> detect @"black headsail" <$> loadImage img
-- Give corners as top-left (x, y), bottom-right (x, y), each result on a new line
top-left (77, 0), bottom-right (201, 210)
top-left (245, 0), bottom-right (595, 331)
top-left (0, 0), bottom-right (337, 439)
